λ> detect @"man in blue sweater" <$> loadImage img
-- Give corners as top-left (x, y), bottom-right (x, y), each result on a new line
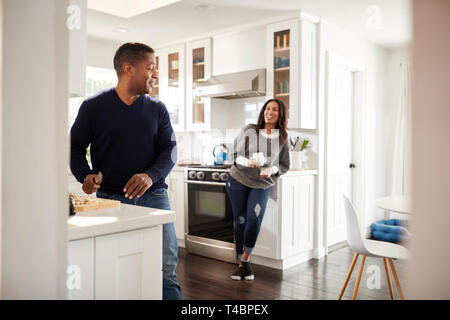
top-left (70, 42), bottom-right (181, 300)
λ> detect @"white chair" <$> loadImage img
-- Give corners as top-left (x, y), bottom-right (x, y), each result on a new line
top-left (339, 195), bottom-right (409, 300)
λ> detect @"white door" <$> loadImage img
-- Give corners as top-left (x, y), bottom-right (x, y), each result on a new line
top-left (326, 53), bottom-right (356, 247)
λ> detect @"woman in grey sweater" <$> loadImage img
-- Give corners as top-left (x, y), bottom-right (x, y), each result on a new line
top-left (226, 99), bottom-right (290, 280)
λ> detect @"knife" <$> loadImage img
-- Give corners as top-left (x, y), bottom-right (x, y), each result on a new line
top-left (94, 171), bottom-right (103, 184)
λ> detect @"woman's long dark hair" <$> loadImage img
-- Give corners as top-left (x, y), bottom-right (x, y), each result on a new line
top-left (255, 99), bottom-right (288, 145)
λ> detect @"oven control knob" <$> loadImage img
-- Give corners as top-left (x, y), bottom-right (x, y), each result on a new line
top-left (211, 172), bottom-right (220, 181)
top-left (196, 171), bottom-right (205, 180)
top-left (188, 170), bottom-right (197, 179)
top-left (219, 173), bottom-right (228, 181)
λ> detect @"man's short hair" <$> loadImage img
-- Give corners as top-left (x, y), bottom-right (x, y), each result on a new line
top-left (113, 42), bottom-right (154, 76)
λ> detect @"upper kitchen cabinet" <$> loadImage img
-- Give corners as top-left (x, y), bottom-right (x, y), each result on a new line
top-left (266, 17), bottom-right (317, 129)
top-left (186, 38), bottom-right (212, 131)
top-left (149, 54), bottom-right (160, 100)
top-left (154, 44), bottom-right (185, 132)
top-left (212, 27), bottom-right (266, 75)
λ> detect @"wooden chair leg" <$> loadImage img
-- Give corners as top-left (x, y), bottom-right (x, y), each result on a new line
top-left (352, 255), bottom-right (366, 300)
top-left (388, 258), bottom-right (404, 300)
top-left (383, 258), bottom-right (394, 300)
top-left (339, 253), bottom-right (359, 300)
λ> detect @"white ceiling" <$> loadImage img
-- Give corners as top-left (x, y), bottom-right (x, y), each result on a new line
top-left (87, 0), bottom-right (183, 19)
top-left (87, 0), bottom-right (412, 49)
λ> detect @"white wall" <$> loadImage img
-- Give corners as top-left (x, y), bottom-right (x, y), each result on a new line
top-left (406, 0), bottom-right (450, 299)
top-left (0, 0), bottom-right (3, 299)
top-left (383, 46), bottom-right (411, 196)
top-left (2, 0), bottom-right (69, 299)
top-left (88, 36), bottom-right (122, 69)
top-left (317, 18), bottom-right (390, 248)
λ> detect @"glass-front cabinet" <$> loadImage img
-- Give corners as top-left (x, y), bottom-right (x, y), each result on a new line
top-left (273, 29), bottom-right (291, 114)
top-left (267, 17), bottom-right (317, 129)
top-left (267, 19), bottom-right (299, 129)
top-left (153, 44), bottom-right (185, 131)
top-left (150, 55), bottom-right (159, 100)
top-left (186, 38), bottom-right (211, 131)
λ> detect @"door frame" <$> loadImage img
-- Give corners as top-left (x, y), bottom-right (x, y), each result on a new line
top-left (323, 51), bottom-right (366, 253)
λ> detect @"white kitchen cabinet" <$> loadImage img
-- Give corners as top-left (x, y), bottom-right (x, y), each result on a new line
top-left (67, 238), bottom-right (94, 300)
top-left (149, 53), bottom-right (160, 100)
top-left (253, 173), bottom-right (315, 260)
top-left (212, 27), bottom-right (266, 75)
top-left (252, 195), bottom-right (279, 259)
top-left (266, 17), bottom-right (317, 129)
top-left (280, 175), bottom-right (315, 258)
top-left (186, 38), bottom-right (212, 131)
top-left (298, 18), bottom-right (317, 129)
top-left (168, 170), bottom-right (186, 247)
top-left (154, 44), bottom-right (186, 131)
top-left (95, 227), bottom-right (162, 300)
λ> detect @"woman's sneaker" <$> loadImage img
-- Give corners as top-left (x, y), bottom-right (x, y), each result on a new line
top-left (230, 266), bottom-right (244, 280)
top-left (241, 261), bottom-right (254, 280)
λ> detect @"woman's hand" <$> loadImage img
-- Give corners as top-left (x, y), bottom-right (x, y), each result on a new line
top-left (248, 157), bottom-right (260, 168)
top-left (260, 167), bottom-right (272, 178)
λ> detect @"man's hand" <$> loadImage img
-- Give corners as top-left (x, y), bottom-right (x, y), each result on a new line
top-left (123, 173), bottom-right (153, 199)
top-left (82, 174), bottom-right (101, 194)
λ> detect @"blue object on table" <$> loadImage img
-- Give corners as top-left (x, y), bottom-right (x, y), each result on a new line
top-left (371, 219), bottom-right (411, 243)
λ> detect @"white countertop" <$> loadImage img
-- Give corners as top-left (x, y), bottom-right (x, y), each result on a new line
top-left (172, 165), bottom-right (187, 172)
top-left (376, 195), bottom-right (412, 215)
top-left (284, 169), bottom-right (317, 176)
top-left (172, 165), bottom-right (317, 175)
top-left (67, 203), bottom-right (176, 241)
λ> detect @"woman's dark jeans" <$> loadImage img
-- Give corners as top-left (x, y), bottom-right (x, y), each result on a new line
top-left (225, 175), bottom-right (271, 261)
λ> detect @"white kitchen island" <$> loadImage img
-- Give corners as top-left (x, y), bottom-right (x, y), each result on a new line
top-left (67, 203), bottom-right (175, 300)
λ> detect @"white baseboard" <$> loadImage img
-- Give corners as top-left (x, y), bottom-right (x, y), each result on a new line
top-left (313, 246), bottom-right (326, 259)
top-left (252, 250), bottom-right (314, 270)
top-left (177, 238), bottom-right (185, 248)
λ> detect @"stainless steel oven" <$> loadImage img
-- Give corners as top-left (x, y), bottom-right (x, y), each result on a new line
top-left (184, 166), bottom-right (236, 263)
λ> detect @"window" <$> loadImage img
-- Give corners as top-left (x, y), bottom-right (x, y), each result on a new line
top-left (68, 66), bottom-right (118, 128)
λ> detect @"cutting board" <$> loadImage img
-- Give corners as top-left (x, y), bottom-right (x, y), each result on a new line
top-left (70, 193), bottom-right (121, 212)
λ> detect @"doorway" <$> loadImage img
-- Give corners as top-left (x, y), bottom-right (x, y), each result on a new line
top-left (325, 52), bottom-right (365, 249)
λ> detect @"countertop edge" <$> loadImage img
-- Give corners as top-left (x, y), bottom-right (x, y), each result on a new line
top-left (284, 169), bottom-right (318, 176)
top-left (68, 209), bottom-right (176, 241)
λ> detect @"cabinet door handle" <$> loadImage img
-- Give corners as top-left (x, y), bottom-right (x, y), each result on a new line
top-left (349, 163), bottom-right (356, 169)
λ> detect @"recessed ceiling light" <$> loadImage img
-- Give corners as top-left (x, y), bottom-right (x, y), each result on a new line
top-left (114, 28), bottom-right (129, 33)
top-left (195, 3), bottom-right (216, 11)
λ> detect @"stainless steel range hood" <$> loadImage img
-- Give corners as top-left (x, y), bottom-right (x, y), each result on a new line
top-left (195, 68), bottom-right (266, 99)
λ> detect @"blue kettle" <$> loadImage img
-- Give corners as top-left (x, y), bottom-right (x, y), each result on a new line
top-left (213, 144), bottom-right (228, 165)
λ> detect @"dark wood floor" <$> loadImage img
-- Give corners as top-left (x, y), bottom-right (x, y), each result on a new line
top-left (176, 244), bottom-right (407, 300)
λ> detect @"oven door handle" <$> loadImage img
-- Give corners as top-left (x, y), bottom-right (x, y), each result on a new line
top-left (184, 180), bottom-right (227, 186)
